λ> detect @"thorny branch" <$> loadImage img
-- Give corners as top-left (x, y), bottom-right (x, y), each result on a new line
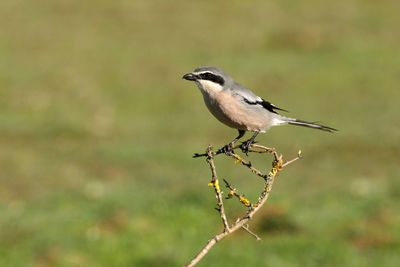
top-left (185, 144), bottom-right (302, 267)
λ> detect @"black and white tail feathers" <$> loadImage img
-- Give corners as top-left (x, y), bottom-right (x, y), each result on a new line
top-left (287, 118), bottom-right (337, 132)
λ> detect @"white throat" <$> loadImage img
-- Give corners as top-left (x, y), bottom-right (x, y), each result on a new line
top-left (195, 80), bottom-right (223, 96)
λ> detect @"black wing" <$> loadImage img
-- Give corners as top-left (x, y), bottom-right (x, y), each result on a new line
top-left (243, 98), bottom-right (288, 114)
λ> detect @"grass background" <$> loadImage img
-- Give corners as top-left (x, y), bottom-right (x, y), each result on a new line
top-left (1, 0), bottom-right (399, 266)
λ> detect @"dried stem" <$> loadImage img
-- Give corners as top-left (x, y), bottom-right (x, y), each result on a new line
top-left (205, 145), bottom-right (230, 232)
top-left (241, 224), bottom-right (262, 241)
top-left (184, 144), bottom-right (301, 267)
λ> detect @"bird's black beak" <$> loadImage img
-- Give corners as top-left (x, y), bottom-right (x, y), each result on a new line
top-left (182, 73), bottom-right (197, 81)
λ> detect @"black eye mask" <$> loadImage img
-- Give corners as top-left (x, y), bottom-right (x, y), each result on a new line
top-left (199, 72), bottom-right (225, 86)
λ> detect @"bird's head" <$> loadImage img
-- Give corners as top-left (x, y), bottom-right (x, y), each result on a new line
top-left (183, 66), bottom-right (230, 95)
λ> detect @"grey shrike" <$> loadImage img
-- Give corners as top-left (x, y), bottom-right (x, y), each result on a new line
top-left (183, 66), bottom-right (337, 154)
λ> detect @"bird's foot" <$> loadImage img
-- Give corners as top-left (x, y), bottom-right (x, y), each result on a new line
top-left (216, 142), bottom-right (235, 155)
top-left (240, 139), bottom-right (257, 155)
top-left (193, 143), bottom-right (235, 158)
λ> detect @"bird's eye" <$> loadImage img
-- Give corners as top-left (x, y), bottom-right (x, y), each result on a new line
top-left (202, 73), bottom-right (212, 79)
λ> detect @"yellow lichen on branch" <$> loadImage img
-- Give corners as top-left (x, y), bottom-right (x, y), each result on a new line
top-left (185, 143), bottom-right (302, 267)
top-left (207, 179), bottom-right (220, 194)
top-left (239, 196), bottom-right (251, 207)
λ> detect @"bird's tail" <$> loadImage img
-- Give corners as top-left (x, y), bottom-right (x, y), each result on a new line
top-left (287, 118), bottom-right (337, 132)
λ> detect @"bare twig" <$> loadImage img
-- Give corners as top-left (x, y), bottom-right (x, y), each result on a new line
top-left (185, 144), bottom-right (300, 267)
top-left (247, 143), bottom-right (276, 153)
top-left (229, 152), bottom-right (270, 181)
top-left (282, 150), bottom-right (302, 168)
top-left (241, 224), bottom-right (262, 241)
top-left (205, 145), bottom-right (230, 232)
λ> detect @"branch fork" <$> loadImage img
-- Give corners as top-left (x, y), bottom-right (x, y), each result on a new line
top-left (185, 143), bottom-right (301, 267)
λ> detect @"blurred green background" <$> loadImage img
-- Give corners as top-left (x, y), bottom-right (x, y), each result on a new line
top-left (1, 0), bottom-right (399, 266)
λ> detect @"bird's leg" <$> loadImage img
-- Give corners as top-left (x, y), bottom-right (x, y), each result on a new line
top-left (240, 131), bottom-right (259, 155)
top-left (216, 130), bottom-right (246, 155)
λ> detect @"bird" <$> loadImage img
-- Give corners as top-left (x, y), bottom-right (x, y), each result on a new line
top-left (182, 66), bottom-right (337, 154)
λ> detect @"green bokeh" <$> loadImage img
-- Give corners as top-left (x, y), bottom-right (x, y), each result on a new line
top-left (0, 0), bottom-right (399, 266)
